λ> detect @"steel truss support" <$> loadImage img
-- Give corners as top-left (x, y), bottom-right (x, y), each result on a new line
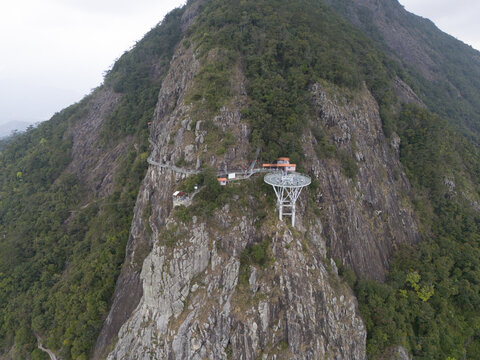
top-left (271, 185), bottom-right (304, 227)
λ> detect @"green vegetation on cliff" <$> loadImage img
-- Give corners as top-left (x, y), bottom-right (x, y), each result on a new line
top-left (0, 100), bottom-right (149, 360)
top-left (355, 106), bottom-right (480, 359)
top-left (102, 8), bottom-right (185, 142)
top-left (187, 0), bottom-right (398, 161)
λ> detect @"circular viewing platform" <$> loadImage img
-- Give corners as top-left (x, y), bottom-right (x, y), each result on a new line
top-left (264, 172), bottom-right (311, 188)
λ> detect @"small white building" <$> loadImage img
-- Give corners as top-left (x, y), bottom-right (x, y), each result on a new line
top-left (173, 191), bottom-right (189, 207)
top-left (173, 191), bottom-right (187, 198)
top-left (217, 178), bottom-right (228, 186)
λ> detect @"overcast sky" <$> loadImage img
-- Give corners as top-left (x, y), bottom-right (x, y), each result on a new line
top-left (0, 0), bottom-right (186, 125)
top-left (400, 0), bottom-right (480, 50)
top-left (0, 0), bottom-right (479, 126)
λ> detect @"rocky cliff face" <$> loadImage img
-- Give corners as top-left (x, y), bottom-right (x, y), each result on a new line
top-left (103, 65), bottom-right (369, 358)
top-left (65, 87), bottom-right (124, 197)
top-left (89, 0), bottom-right (428, 357)
top-left (95, 18), bottom-right (420, 357)
top-left (107, 211), bottom-right (366, 359)
top-left (305, 83), bottom-right (419, 280)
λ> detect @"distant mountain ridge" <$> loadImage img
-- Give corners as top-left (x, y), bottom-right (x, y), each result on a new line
top-left (325, 0), bottom-right (480, 142)
top-left (0, 120), bottom-right (32, 138)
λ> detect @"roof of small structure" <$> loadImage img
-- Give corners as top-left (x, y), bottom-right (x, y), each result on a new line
top-left (262, 163), bottom-right (296, 167)
top-left (217, 178), bottom-right (227, 181)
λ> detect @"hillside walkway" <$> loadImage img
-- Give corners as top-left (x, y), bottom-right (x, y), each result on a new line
top-left (147, 139), bottom-right (275, 180)
top-left (147, 155), bottom-right (272, 178)
top-left (35, 333), bottom-right (58, 360)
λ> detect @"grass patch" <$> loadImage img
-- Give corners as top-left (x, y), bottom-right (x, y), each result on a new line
top-left (238, 239), bottom-right (271, 287)
top-left (158, 225), bottom-right (179, 248)
top-left (174, 205), bottom-right (191, 224)
top-left (339, 150), bottom-right (359, 179)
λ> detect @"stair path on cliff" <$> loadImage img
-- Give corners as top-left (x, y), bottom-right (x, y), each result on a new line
top-left (147, 139), bottom-right (275, 179)
top-left (147, 155), bottom-right (271, 178)
top-left (147, 156), bottom-right (202, 175)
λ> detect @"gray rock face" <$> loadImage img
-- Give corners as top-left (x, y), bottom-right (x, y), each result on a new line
top-left (107, 214), bottom-right (366, 360)
top-left (66, 87), bottom-right (123, 197)
top-left (392, 77), bottom-right (424, 107)
top-left (306, 83), bottom-right (419, 280)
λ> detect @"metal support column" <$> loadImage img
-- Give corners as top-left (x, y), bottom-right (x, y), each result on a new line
top-left (265, 173), bottom-right (311, 227)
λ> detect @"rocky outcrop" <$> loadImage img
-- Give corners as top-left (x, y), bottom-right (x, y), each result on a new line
top-left (392, 77), bottom-right (424, 107)
top-left (97, 44), bottom-right (420, 360)
top-left (65, 87), bottom-right (124, 197)
top-left (107, 211), bottom-right (366, 359)
top-left (305, 83), bottom-right (419, 280)
top-left (100, 63), bottom-right (421, 359)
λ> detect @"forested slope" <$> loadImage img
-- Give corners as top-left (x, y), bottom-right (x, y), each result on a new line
top-left (0, 7), bottom-right (186, 359)
top-left (0, 0), bottom-right (479, 359)
top-left (325, 0), bottom-right (480, 143)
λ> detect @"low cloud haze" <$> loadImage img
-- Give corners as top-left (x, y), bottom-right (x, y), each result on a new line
top-left (0, 0), bottom-right (186, 125)
top-left (0, 77), bottom-right (84, 123)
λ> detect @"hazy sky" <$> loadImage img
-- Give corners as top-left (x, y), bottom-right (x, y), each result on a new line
top-left (0, 0), bottom-right (186, 125)
top-left (0, 0), bottom-right (479, 126)
top-left (400, 0), bottom-right (480, 51)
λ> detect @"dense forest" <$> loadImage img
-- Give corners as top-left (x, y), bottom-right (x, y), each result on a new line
top-left (0, 0), bottom-right (479, 358)
top-left (355, 105), bottom-right (480, 359)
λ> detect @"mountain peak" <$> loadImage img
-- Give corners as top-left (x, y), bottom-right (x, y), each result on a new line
top-left (1, 0), bottom-right (480, 359)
